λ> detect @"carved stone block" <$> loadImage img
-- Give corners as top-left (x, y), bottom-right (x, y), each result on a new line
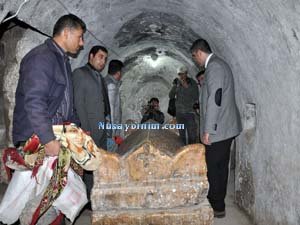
top-left (92, 129), bottom-right (213, 225)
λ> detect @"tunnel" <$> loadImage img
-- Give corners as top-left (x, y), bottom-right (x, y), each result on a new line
top-left (0, 0), bottom-right (300, 224)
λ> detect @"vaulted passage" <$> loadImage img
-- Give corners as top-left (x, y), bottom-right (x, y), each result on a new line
top-left (1, 1), bottom-right (300, 225)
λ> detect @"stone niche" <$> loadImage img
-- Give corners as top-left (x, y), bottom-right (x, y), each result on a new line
top-left (91, 127), bottom-right (213, 225)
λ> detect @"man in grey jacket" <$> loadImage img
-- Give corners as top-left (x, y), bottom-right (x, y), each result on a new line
top-left (105, 59), bottom-right (124, 151)
top-left (72, 45), bottom-right (110, 203)
top-left (191, 38), bottom-right (242, 218)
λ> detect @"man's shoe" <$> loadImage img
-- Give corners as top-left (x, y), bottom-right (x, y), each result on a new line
top-left (214, 210), bottom-right (226, 218)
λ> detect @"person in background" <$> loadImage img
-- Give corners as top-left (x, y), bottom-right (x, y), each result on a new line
top-left (194, 69), bottom-right (206, 114)
top-left (105, 59), bottom-right (124, 151)
top-left (141, 97), bottom-right (165, 124)
top-left (169, 65), bottom-right (199, 145)
top-left (196, 70), bottom-right (205, 88)
top-left (194, 70), bottom-right (205, 142)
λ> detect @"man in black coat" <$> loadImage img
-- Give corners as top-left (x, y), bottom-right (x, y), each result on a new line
top-left (13, 14), bottom-right (85, 154)
top-left (72, 45), bottom-right (110, 203)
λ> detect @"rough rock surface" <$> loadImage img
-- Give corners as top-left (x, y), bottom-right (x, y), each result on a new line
top-left (1, 0), bottom-right (300, 224)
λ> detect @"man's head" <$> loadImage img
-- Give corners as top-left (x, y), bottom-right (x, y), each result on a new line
top-left (52, 14), bottom-right (86, 54)
top-left (190, 39), bottom-right (212, 66)
top-left (196, 70), bottom-right (205, 85)
top-left (177, 65), bottom-right (188, 81)
top-left (108, 60), bottom-right (124, 81)
top-left (88, 46), bottom-right (108, 72)
top-left (149, 97), bottom-right (160, 110)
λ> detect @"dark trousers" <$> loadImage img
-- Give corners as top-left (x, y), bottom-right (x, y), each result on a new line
top-left (91, 128), bottom-right (107, 151)
top-left (205, 137), bottom-right (234, 211)
top-left (176, 112), bottom-right (197, 145)
top-left (83, 171), bottom-right (93, 201)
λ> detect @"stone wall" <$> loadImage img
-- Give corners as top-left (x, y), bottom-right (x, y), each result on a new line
top-left (1, 1), bottom-right (300, 224)
top-left (0, 24), bottom-right (25, 147)
top-left (1, 25), bottom-right (46, 146)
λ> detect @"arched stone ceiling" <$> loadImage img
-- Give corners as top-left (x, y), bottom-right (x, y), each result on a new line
top-left (114, 11), bottom-right (200, 49)
top-left (1, 1), bottom-right (300, 225)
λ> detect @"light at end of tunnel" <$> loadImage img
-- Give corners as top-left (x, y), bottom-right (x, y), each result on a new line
top-left (143, 55), bottom-right (162, 68)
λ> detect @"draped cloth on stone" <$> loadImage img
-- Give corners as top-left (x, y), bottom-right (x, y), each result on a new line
top-left (0, 124), bottom-right (102, 225)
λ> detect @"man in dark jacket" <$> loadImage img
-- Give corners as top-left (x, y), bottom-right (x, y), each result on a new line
top-left (72, 45), bottom-right (110, 204)
top-left (169, 65), bottom-right (199, 145)
top-left (13, 14), bottom-right (85, 156)
top-left (72, 46), bottom-right (110, 149)
top-left (12, 14), bottom-right (86, 224)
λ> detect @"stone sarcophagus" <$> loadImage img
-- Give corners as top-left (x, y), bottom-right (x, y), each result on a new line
top-left (91, 128), bottom-right (213, 225)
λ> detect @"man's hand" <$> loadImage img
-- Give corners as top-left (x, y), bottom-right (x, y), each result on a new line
top-left (44, 139), bottom-right (60, 156)
top-left (181, 79), bottom-right (188, 88)
top-left (202, 132), bottom-right (211, 145)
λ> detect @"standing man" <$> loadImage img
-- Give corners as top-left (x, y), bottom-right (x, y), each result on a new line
top-left (169, 65), bottom-right (199, 145)
top-left (105, 59), bottom-right (124, 151)
top-left (190, 39), bottom-right (242, 218)
top-left (72, 45), bottom-right (110, 203)
top-left (11, 14), bottom-right (86, 224)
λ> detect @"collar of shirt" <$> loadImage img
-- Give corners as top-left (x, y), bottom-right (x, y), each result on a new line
top-left (87, 64), bottom-right (104, 81)
top-left (51, 39), bottom-right (68, 60)
top-left (87, 63), bottom-right (102, 75)
top-left (107, 74), bottom-right (121, 85)
top-left (205, 53), bottom-right (213, 68)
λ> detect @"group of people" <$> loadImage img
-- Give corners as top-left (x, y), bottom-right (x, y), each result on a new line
top-left (0, 12), bottom-right (242, 224)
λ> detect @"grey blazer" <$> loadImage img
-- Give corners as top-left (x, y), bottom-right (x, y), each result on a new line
top-left (72, 64), bottom-right (109, 148)
top-left (200, 55), bottom-right (242, 143)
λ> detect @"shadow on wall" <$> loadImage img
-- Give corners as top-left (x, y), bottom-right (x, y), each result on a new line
top-left (0, 38), bottom-right (6, 147)
top-left (0, 93), bottom-right (5, 147)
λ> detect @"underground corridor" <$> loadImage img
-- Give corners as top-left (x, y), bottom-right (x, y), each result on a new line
top-left (0, 0), bottom-right (300, 225)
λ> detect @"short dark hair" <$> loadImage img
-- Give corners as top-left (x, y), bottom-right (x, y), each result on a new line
top-left (196, 70), bottom-right (205, 78)
top-left (190, 38), bottom-right (212, 54)
top-left (88, 45), bottom-right (108, 59)
top-left (53, 14), bottom-right (86, 37)
top-left (108, 60), bottom-right (124, 75)
top-left (149, 97), bottom-right (159, 104)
